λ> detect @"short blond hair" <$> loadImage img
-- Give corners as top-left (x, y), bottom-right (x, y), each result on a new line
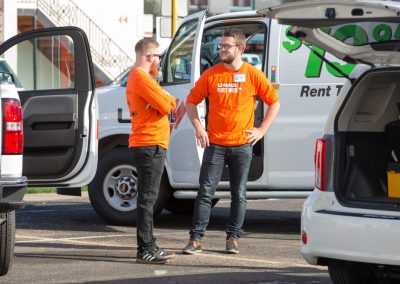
top-left (135, 39), bottom-right (160, 55)
top-left (223, 29), bottom-right (246, 49)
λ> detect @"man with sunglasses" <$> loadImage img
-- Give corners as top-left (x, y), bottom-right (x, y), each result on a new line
top-left (183, 30), bottom-right (280, 255)
top-left (126, 39), bottom-right (176, 264)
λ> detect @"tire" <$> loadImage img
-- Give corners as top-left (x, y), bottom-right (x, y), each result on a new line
top-left (165, 196), bottom-right (219, 215)
top-left (328, 261), bottom-right (378, 284)
top-left (0, 211), bottom-right (15, 276)
top-left (88, 147), bottom-right (171, 226)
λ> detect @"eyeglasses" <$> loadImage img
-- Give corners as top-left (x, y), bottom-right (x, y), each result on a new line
top-left (217, 43), bottom-right (238, 50)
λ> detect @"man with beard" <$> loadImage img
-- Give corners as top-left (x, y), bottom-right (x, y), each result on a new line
top-left (126, 39), bottom-right (176, 264)
top-left (183, 30), bottom-right (280, 255)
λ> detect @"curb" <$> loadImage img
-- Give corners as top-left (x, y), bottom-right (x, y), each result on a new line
top-left (23, 191), bottom-right (89, 202)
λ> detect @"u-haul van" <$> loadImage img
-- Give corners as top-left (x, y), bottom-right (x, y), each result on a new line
top-left (86, 10), bottom-right (368, 224)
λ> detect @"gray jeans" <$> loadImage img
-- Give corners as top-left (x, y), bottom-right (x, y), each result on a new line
top-left (189, 143), bottom-right (253, 241)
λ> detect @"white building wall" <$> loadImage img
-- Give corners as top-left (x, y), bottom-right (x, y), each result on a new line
top-left (208, 0), bottom-right (231, 15)
top-left (71, 0), bottom-right (143, 58)
top-left (3, 0), bottom-right (17, 41)
top-left (3, 0), bottom-right (17, 74)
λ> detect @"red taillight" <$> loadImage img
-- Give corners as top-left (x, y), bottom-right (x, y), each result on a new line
top-left (3, 99), bottom-right (23, 154)
top-left (301, 230), bottom-right (308, 245)
top-left (315, 138), bottom-right (326, 191)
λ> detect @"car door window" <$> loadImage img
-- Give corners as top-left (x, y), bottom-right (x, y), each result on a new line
top-left (163, 20), bottom-right (198, 84)
top-left (3, 35), bottom-right (75, 91)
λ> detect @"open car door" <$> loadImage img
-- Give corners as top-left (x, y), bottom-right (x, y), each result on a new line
top-left (0, 27), bottom-right (97, 187)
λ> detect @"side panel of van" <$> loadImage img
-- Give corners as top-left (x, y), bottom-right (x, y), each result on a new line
top-left (164, 15), bottom-right (350, 190)
top-left (264, 20), bottom-right (349, 189)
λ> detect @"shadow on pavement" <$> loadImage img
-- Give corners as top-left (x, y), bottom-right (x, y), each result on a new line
top-left (16, 201), bottom-right (301, 236)
top-left (81, 268), bottom-right (331, 284)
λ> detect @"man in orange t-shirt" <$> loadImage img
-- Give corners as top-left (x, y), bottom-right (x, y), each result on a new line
top-left (183, 30), bottom-right (280, 255)
top-left (126, 39), bottom-right (176, 264)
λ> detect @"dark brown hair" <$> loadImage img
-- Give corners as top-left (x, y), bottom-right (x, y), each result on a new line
top-left (223, 29), bottom-right (246, 49)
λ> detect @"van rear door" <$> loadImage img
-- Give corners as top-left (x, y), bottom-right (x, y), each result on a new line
top-left (0, 27), bottom-right (97, 187)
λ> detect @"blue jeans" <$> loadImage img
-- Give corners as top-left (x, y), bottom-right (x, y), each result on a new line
top-left (189, 143), bottom-right (253, 241)
top-left (130, 145), bottom-right (166, 253)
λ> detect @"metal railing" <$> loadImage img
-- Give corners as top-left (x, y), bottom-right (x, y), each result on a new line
top-left (17, 0), bottom-right (134, 80)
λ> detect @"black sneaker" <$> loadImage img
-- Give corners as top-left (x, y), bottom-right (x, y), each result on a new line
top-left (225, 239), bottom-right (239, 254)
top-left (154, 247), bottom-right (175, 260)
top-left (182, 240), bottom-right (203, 255)
top-left (136, 250), bottom-right (168, 264)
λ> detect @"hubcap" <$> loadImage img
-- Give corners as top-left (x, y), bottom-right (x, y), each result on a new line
top-left (116, 176), bottom-right (137, 199)
top-left (103, 164), bottom-right (138, 212)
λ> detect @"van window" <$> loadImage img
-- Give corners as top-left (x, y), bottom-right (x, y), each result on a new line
top-left (163, 20), bottom-right (198, 84)
top-left (200, 23), bottom-right (266, 73)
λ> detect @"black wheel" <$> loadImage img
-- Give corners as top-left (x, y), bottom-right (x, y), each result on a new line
top-left (328, 261), bottom-right (378, 284)
top-left (88, 148), bottom-right (171, 225)
top-left (0, 211), bottom-right (15, 276)
top-left (165, 196), bottom-right (219, 215)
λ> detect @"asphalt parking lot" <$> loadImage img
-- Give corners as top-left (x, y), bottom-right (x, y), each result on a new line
top-left (2, 194), bottom-right (331, 283)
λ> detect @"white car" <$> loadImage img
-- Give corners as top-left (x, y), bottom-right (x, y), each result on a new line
top-left (262, 0), bottom-right (400, 282)
top-left (0, 27), bottom-right (97, 276)
top-left (241, 53), bottom-right (262, 70)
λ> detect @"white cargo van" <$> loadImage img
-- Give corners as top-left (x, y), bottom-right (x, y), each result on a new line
top-left (89, 9), bottom-right (357, 224)
top-left (263, 0), bottom-right (400, 282)
top-left (0, 27), bottom-right (97, 276)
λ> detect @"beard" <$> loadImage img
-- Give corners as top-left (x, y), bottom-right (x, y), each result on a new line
top-left (220, 52), bottom-right (236, 64)
top-left (149, 60), bottom-right (159, 78)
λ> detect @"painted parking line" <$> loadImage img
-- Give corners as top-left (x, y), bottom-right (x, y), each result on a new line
top-left (15, 233), bottom-right (320, 270)
top-left (16, 233), bottom-right (134, 244)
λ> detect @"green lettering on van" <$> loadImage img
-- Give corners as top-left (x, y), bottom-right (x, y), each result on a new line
top-left (304, 45), bottom-right (324, 77)
top-left (283, 23), bottom-right (400, 78)
top-left (394, 24), bottom-right (400, 39)
top-left (332, 24), bottom-right (368, 45)
top-left (283, 26), bottom-right (357, 78)
top-left (326, 60), bottom-right (355, 77)
top-left (282, 26), bottom-right (302, 53)
top-left (373, 24), bottom-right (392, 41)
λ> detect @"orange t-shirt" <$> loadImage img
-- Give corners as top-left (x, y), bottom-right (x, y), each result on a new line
top-left (126, 68), bottom-right (176, 148)
top-left (186, 62), bottom-right (278, 146)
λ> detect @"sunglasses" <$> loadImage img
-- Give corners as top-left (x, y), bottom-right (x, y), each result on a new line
top-left (146, 54), bottom-right (162, 58)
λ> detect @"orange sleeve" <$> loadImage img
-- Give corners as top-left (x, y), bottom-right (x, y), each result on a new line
top-left (186, 70), bottom-right (210, 105)
top-left (140, 75), bottom-right (176, 114)
top-left (254, 69), bottom-right (279, 106)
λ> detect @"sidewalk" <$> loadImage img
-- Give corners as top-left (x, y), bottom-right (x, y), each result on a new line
top-left (23, 191), bottom-right (89, 202)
